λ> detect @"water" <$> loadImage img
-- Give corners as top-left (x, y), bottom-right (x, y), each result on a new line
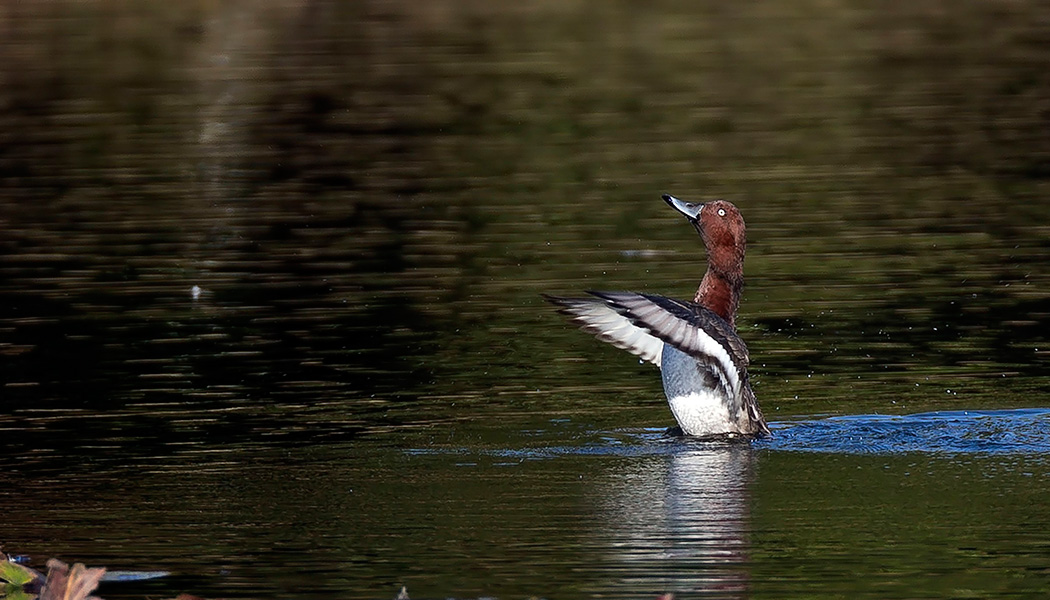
top-left (2, 1), bottom-right (1050, 599)
top-left (768, 409), bottom-right (1050, 455)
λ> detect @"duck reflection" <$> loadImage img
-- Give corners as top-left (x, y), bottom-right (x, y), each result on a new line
top-left (597, 443), bottom-right (755, 597)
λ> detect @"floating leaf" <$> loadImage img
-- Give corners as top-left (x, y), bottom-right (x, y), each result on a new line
top-left (0, 561), bottom-right (38, 587)
top-left (1, 585), bottom-right (38, 600)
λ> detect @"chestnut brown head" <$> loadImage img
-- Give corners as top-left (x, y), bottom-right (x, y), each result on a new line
top-left (663, 194), bottom-right (747, 279)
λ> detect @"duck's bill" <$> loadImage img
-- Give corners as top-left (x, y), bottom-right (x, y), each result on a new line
top-left (662, 194), bottom-right (703, 221)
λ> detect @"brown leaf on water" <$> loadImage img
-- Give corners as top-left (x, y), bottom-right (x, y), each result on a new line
top-left (39, 559), bottom-right (105, 600)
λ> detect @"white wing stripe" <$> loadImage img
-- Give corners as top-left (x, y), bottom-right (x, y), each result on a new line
top-left (690, 323), bottom-right (741, 400)
top-left (548, 297), bottom-right (664, 367)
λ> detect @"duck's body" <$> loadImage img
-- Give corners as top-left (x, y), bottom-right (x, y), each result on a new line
top-left (545, 194), bottom-right (768, 438)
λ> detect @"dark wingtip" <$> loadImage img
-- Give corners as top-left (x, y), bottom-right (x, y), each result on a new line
top-left (542, 293), bottom-right (588, 311)
top-left (585, 290), bottom-right (623, 303)
top-left (661, 193), bottom-right (673, 202)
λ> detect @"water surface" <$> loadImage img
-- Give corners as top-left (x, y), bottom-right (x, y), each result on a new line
top-left (2, 1), bottom-right (1050, 599)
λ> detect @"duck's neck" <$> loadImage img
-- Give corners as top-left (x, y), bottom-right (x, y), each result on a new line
top-left (694, 268), bottom-right (742, 328)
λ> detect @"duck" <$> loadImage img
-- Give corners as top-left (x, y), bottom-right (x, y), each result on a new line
top-left (544, 194), bottom-right (769, 438)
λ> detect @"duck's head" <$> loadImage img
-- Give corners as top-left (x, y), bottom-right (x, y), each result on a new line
top-left (662, 194), bottom-right (747, 277)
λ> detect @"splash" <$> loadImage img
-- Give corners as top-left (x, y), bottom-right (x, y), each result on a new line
top-left (406, 409), bottom-right (1050, 461)
top-left (759, 408), bottom-right (1050, 455)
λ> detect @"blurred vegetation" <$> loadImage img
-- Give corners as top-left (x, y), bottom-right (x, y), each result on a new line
top-left (0, 0), bottom-right (1048, 415)
top-left (2, 0), bottom-right (1047, 212)
top-left (862, 0), bottom-right (1050, 227)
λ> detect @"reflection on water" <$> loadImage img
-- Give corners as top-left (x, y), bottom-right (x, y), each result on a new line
top-left (598, 446), bottom-right (754, 598)
top-left (407, 431), bottom-right (759, 598)
top-left (2, 0), bottom-right (1050, 598)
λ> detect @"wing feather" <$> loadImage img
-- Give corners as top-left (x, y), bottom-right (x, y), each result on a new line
top-left (545, 291), bottom-right (752, 384)
top-left (544, 289), bottom-right (766, 437)
top-left (543, 294), bottom-right (664, 367)
top-left (587, 291), bottom-right (748, 369)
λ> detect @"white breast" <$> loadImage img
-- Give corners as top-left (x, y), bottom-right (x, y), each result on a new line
top-left (660, 344), bottom-right (745, 436)
top-left (666, 390), bottom-right (743, 436)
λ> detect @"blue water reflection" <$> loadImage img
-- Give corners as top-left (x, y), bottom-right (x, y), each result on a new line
top-left (412, 408), bottom-right (1050, 461)
top-left (762, 408), bottom-right (1050, 455)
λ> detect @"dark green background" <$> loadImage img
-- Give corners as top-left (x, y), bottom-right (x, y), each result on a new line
top-left (1, 1), bottom-right (1049, 598)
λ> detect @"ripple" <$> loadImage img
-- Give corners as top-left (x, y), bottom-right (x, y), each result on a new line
top-left (406, 428), bottom-right (730, 462)
top-left (409, 409), bottom-right (1050, 461)
top-left (760, 408), bottom-right (1050, 455)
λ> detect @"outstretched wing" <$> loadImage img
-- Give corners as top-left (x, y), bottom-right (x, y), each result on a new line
top-left (546, 290), bottom-right (765, 436)
top-left (586, 291), bottom-right (749, 371)
top-left (543, 291), bottom-right (750, 374)
top-left (543, 293), bottom-right (665, 367)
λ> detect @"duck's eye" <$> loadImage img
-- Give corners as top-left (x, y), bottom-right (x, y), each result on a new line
top-left (717, 208), bottom-right (726, 217)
